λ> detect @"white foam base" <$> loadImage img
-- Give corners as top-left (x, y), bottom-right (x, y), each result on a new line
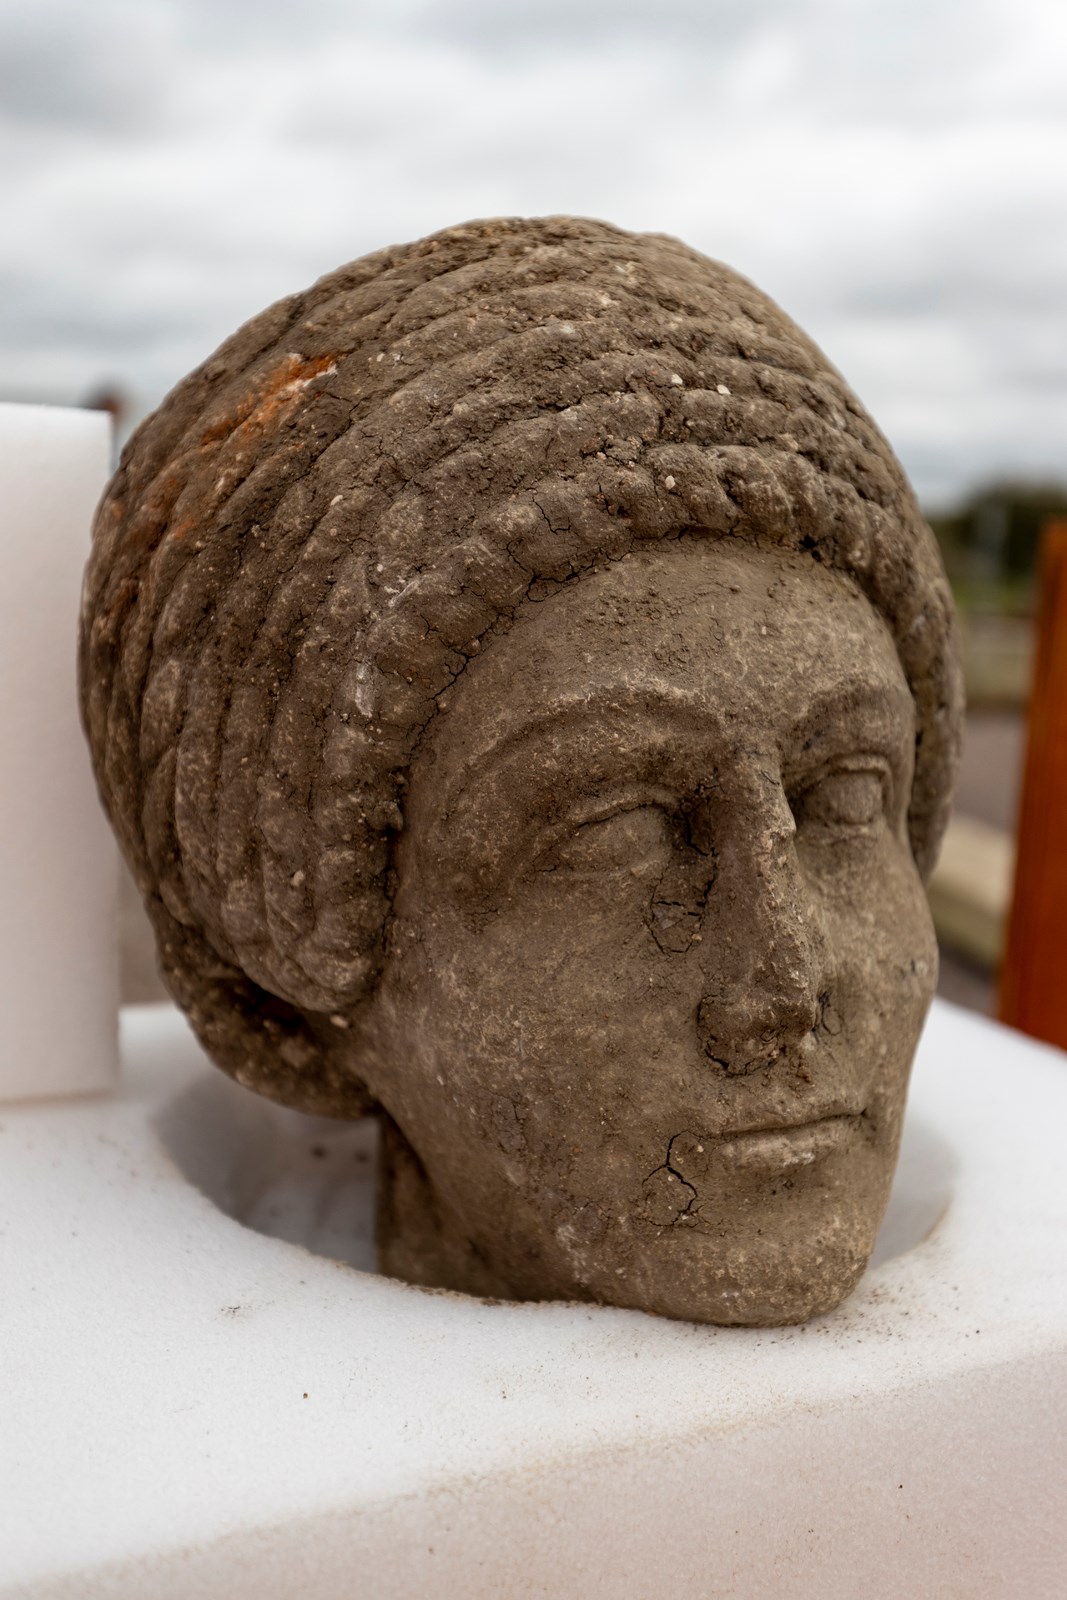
top-left (2, 999), bottom-right (1065, 1597)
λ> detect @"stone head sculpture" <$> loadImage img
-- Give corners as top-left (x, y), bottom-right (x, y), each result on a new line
top-left (80, 217), bottom-right (962, 1325)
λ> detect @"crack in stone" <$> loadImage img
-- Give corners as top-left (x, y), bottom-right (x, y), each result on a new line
top-left (644, 1132), bottom-right (699, 1226)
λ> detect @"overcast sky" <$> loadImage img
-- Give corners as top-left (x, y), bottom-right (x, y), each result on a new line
top-left (2, 0), bottom-right (1065, 507)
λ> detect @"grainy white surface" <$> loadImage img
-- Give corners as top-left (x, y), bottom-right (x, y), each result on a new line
top-left (1, 999), bottom-right (1065, 1598)
top-left (0, 402), bottom-right (117, 1103)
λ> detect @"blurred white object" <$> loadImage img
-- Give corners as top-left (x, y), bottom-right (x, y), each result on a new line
top-left (928, 812), bottom-right (1015, 967)
top-left (0, 403), bottom-right (117, 1102)
top-left (1, 998), bottom-right (1064, 1598)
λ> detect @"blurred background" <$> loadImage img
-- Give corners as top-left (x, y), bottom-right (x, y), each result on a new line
top-left (2, 0), bottom-right (1064, 1014)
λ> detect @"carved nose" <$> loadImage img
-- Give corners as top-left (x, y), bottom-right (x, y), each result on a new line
top-left (695, 803), bottom-right (824, 1076)
top-left (698, 982), bottom-right (820, 1076)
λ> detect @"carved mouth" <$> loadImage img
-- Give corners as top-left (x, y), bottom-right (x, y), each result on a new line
top-left (715, 1112), bottom-right (863, 1173)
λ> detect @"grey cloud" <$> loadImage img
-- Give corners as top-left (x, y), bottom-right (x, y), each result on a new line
top-left (407, 0), bottom-right (783, 53)
top-left (2, 0), bottom-right (1066, 507)
top-left (0, 2), bottom-right (177, 131)
top-left (162, 0), bottom-right (785, 54)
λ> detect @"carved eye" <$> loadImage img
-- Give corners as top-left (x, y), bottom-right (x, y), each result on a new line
top-left (534, 805), bottom-right (672, 876)
top-left (792, 765), bottom-right (888, 832)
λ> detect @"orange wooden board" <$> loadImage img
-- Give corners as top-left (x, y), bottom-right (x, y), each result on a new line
top-left (999, 519), bottom-right (1067, 1048)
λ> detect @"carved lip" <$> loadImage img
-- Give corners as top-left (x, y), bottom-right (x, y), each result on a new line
top-left (715, 1112), bottom-right (863, 1173)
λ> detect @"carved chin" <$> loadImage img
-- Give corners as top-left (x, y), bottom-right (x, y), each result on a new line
top-left (376, 1097), bottom-right (898, 1327)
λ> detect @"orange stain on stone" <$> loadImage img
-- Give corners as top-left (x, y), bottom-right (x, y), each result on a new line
top-left (157, 351), bottom-right (340, 545)
top-left (199, 353), bottom-right (338, 451)
top-left (98, 352), bottom-right (339, 569)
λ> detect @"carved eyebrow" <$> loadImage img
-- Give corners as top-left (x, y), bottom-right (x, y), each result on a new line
top-left (442, 685), bottom-right (716, 817)
top-left (787, 680), bottom-right (914, 761)
top-left (440, 673), bottom-right (915, 828)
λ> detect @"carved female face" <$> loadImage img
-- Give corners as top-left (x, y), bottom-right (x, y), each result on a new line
top-left (355, 536), bottom-right (938, 1325)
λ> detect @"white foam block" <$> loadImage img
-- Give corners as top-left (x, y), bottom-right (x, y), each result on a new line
top-left (1, 999), bottom-right (1065, 1597)
top-left (0, 403), bottom-right (118, 1102)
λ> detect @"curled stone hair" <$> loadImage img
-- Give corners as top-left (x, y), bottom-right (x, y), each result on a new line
top-left (79, 216), bottom-right (963, 1117)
